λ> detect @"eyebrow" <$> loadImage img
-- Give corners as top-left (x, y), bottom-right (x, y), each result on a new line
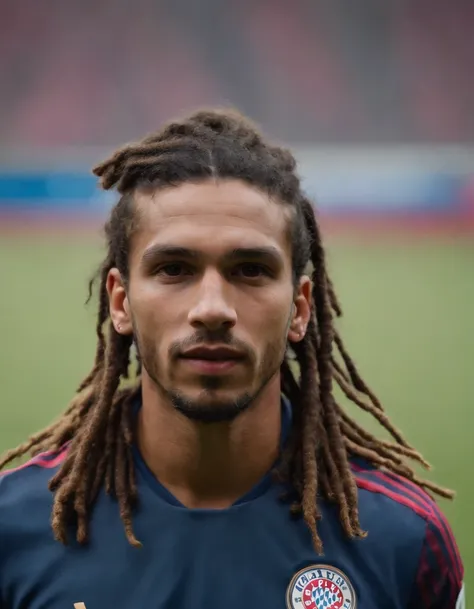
top-left (141, 244), bottom-right (283, 266)
top-left (141, 245), bottom-right (199, 264)
top-left (225, 247), bottom-right (282, 264)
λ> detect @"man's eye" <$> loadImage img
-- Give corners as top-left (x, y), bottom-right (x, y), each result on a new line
top-left (156, 263), bottom-right (190, 277)
top-left (236, 263), bottom-right (270, 278)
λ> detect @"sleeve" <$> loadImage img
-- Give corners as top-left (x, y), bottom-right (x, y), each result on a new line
top-left (408, 510), bottom-right (465, 609)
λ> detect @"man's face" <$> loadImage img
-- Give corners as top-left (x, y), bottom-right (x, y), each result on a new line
top-left (107, 179), bottom-right (311, 422)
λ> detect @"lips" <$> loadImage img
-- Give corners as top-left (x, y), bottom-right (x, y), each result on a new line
top-left (179, 346), bottom-right (245, 374)
top-left (179, 346), bottom-right (245, 361)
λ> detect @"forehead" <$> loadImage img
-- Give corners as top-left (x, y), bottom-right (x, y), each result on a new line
top-left (131, 179), bottom-right (292, 257)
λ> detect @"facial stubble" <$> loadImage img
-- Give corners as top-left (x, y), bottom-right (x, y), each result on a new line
top-left (133, 322), bottom-right (290, 424)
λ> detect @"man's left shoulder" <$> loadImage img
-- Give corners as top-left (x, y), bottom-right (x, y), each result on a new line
top-left (353, 461), bottom-right (465, 608)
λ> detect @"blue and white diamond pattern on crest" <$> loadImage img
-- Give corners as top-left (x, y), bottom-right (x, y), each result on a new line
top-left (312, 585), bottom-right (340, 609)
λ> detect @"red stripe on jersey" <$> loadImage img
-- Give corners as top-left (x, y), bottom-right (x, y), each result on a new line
top-left (426, 525), bottom-right (457, 607)
top-left (380, 472), bottom-right (435, 513)
top-left (416, 534), bottom-right (432, 608)
top-left (0, 446), bottom-right (68, 477)
top-left (353, 464), bottom-right (463, 584)
top-left (34, 450), bottom-right (69, 469)
top-left (356, 472), bottom-right (462, 604)
top-left (374, 470), bottom-right (463, 583)
top-left (353, 464), bottom-right (433, 518)
top-left (354, 475), bottom-right (432, 520)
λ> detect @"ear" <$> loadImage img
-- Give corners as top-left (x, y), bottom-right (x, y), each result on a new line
top-left (287, 275), bottom-right (311, 343)
top-left (106, 268), bottom-right (133, 335)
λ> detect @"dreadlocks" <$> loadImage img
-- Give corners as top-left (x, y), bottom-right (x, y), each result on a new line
top-left (0, 109), bottom-right (453, 553)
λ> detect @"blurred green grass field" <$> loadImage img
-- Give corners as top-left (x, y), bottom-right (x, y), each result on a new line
top-left (0, 232), bottom-right (472, 592)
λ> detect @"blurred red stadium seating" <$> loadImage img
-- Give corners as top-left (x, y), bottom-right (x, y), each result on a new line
top-left (0, 0), bottom-right (472, 147)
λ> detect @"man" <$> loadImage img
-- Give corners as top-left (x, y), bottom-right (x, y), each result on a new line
top-left (0, 109), bottom-right (464, 609)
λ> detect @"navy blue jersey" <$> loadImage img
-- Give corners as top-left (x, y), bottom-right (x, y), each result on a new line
top-left (0, 403), bottom-right (464, 609)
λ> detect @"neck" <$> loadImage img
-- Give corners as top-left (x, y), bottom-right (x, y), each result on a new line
top-left (137, 373), bottom-right (283, 509)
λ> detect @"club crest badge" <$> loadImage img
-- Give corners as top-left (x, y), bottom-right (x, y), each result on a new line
top-left (286, 564), bottom-right (356, 609)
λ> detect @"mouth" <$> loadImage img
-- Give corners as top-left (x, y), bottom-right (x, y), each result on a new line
top-left (179, 346), bottom-right (245, 374)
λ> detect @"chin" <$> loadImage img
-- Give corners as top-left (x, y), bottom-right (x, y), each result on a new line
top-left (168, 389), bottom-right (254, 423)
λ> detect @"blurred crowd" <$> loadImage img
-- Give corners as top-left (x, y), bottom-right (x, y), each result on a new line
top-left (1, 0), bottom-right (473, 148)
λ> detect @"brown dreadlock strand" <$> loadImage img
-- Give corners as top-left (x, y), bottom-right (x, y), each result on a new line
top-left (0, 108), bottom-right (454, 553)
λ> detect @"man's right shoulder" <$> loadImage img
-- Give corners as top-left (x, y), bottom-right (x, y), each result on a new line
top-left (0, 448), bottom-right (68, 533)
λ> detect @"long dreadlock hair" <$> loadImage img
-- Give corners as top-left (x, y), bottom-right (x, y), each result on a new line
top-left (0, 109), bottom-right (453, 553)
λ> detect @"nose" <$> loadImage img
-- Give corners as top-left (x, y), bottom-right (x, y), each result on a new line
top-left (187, 270), bottom-right (237, 331)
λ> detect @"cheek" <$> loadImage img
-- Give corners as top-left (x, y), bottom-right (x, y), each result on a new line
top-left (129, 289), bottom-right (177, 347)
top-left (239, 292), bottom-right (292, 342)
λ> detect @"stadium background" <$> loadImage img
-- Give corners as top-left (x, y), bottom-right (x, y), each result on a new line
top-left (0, 0), bottom-right (472, 595)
